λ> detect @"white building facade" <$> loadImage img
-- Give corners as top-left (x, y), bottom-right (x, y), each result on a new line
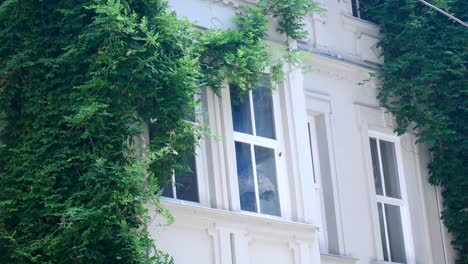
top-left (148, 1), bottom-right (457, 263)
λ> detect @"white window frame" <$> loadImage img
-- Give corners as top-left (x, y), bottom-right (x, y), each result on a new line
top-left (221, 82), bottom-right (289, 219)
top-left (307, 115), bottom-right (328, 252)
top-left (153, 94), bottom-right (210, 207)
top-left (305, 93), bottom-right (345, 256)
top-left (367, 131), bottom-right (415, 264)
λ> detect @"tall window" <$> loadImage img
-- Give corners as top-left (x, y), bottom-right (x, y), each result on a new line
top-left (369, 137), bottom-right (408, 263)
top-left (149, 123), bottom-right (200, 203)
top-left (230, 82), bottom-right (281, 217)
top-left (308, 114), bottom-right (341, 255)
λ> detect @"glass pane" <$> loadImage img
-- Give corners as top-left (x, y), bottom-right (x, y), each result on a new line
top-left (235, 142), bottom-right (257, 212)
top-left (175, 154), bottom-right (199, 202)
top-left (161, 181), bottom-right (174, 198)
top-left (369, 138), bottom-right (384, 195)
top-left (385, 204), bottom-right (407, 263)
top-left (253, 84), bottom-right (276, 139)
top-left (230, 84), bottom-right (253, 135)
top-left (254, 146), bottom-right (280, 216)
top-left (377, 203), bottom-right (389, 261)
top-left (380, 140), bottom-right (401, 199)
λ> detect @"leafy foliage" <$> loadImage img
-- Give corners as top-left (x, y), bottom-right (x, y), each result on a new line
top-left (262, 0), bottom-right (317, 40)
top-left (364, 0), bottom-right (468, 262)
top-left (200, 0), bottom-right (317, 95)
top-left (0, 0), bottom-right (315, 263)
top-left (0, 0), bottom-right (198, 262)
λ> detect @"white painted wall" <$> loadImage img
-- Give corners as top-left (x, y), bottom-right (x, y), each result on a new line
top-left (149, 1), bottom-right (456, 263)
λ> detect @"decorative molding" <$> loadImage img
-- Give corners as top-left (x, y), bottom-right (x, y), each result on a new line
top-left (302, 48), bottom-right (378, 82)
top-left (311, 5), bottom-right (329, 24)
top-left (305, 90), bottom-right (332, 114)
top-left (207, 224), bottom-right (222, 264)
top-left (341, 13), bottom-right (380, 39)
top-left (353, 103), bottom-right (397, 137)
top-left (289, 241), bottom-right (301, 264)
top-left (162, 200), bottom-right (317, 240)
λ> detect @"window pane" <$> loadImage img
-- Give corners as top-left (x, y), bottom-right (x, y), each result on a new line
top-left (175, 154), bottom-right (199, 202)
top-left (253, 84), bottom-right (276, 139)
top-left (230, 84), bottom-right (253, 135)
top-left (254, 146), bottom-right (280, 216)
top-left (161, 181), bottom-right (174, 198)
top-left (235, 142), bottom-right (257, 212)
top-left (380, 140), bottom-right (401, 199)
top-left (369, 138), bottom-right (384, 195)
top-left (377, 202), bottom-right (389, 261)
top-left (385, 204), bottom-right (407, 263)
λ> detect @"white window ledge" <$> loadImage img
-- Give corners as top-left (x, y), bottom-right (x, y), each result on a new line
top-left (160, 199), bottom-right (318, 237)
top-left (372, 261), bottom-right (406, 264)
top-left (321, 253), bottom-right (358, 264)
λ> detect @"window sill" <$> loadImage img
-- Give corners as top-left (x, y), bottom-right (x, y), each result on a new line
top-left (371, 261), bottom-right (406, 264)
top-left (159, 196), bottom-right (203, 207)
top-left (321, 253), bottom-right (358, 264)
top-left (239, 209), bottom-right (285, 222)
top-left (160, 199), bottom-right (318, 237)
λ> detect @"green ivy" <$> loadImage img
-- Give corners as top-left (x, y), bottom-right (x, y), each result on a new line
top-left (0, 0), bottom-right (316, 263)
top-left (200, 0), bottom-right (317, 94)
top-left (364, 1), bottom-right (468, 262)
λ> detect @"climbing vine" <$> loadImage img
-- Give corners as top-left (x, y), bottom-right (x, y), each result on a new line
top-left (363, 0), bottom-right (467, 262)
top-left (0, 0), bottom-right (315, 263)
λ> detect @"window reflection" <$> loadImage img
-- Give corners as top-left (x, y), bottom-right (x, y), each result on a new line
top-left (230, 84), bottom-right (253, 135)
top-left (235, 142), bottom-right (257, 213)
top-left (370, 138), bottom-right (384, 195)
top-left (176, 154), bottom-right (199, 202)
top-left (253, 84), bottom-right (276, 139)
top-left (255, 146), bottom-right (280, 216)
top-left (380, 140), bottom-right (401, 199)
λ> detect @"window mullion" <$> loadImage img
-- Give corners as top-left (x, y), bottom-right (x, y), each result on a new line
top-left (250, 144), bottom-right (261, 213)
top-left (376, 139), bottom-right (387, 197)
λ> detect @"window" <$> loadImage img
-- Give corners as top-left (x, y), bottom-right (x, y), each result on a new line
top-left (307, 114), bottom-right (341, 255)
top-left (351, 0), bottom-right (380, 23)
top-left (230, 82), bottom-right (281, 217)
top-left (148, 124), bottom-right (200, 203)
top-left (369, 137), bottom-right (408, 263)
top-left (160, 154), bottom-right (199, 203)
